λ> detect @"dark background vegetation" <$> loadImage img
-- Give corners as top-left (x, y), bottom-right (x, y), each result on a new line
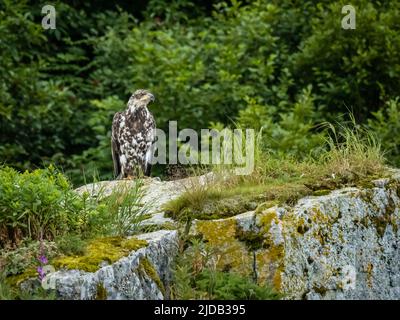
top-left (1, 0), bottom-right (400, 186)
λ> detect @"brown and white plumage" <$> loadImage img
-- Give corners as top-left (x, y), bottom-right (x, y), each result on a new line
top-left (111, 89), bottom-right (156, 179)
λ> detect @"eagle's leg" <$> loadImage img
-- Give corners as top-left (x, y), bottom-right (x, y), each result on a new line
top-left (123, 166), bottom-right (140, 180)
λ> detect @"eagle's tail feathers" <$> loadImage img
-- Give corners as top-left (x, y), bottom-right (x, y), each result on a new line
top-left (111, 137), bottom-right (121, 179)
top-left (144, 163), bottom-right (152, 177)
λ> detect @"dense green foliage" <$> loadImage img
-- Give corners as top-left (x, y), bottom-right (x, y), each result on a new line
top-left (0, 165), bottom-right (149, 297)
top-left (1, 0), bottom-right (399, 186)
top-left (0, 166), bottom-right (91, 245)
top-left (0, 166), bottom-right (147, 249)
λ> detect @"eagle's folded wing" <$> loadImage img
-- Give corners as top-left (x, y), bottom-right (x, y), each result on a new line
top-left (144, 118), bottom-right (157, 176)
top-left (111, 113), bottom-right (121, 179)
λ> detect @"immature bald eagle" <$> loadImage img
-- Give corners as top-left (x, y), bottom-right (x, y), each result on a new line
top-left (111, 89), bottom-right (156, 179)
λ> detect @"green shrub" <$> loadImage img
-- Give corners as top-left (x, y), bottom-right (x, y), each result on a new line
top-left (368, 98), bottom-right (400, 166)
top-left (237, 86), bottom-right (327, 159)
top-left (55, 234), bottom-right (87, 256)
top-left (289, 0), bottom-right (400, 118)
top-left (0, 166), bottom-right (103, 246)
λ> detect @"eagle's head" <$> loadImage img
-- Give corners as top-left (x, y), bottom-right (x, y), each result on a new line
top-left (128, 89), bottom-right (155, 109)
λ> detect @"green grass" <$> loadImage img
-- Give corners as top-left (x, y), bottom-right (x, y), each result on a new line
top-left (164, 180), bottom-right (311, 221)
top-left (101, 180), bottom-right (150, 237)
top-left (163, 121), bottom-right (389, 221)
top-left (322, 118), bottom-right (386, 180)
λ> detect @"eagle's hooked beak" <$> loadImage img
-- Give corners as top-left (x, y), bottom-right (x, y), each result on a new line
top-left (137, 92), bottom-right (155, 106)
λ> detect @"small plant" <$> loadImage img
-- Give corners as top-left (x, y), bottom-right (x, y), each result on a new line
top-left (36, 238), bottom-right (49, 282)
top-left (104, 179), bottom-right (150, 236)
top-left (0, 240), bottom-right (58, 277)
top-left (55, 234), bottom-right (87, 256)
top-left (195, 270), bottom-right (281, 300)
top-left (171, 238), bottom-right (279, 300)
top-left (0, 165), bottom-right (105, 247)
top-left (171, 264), bottom-right (194, 300)
top-left (171, 238), bottom-right (215, 299)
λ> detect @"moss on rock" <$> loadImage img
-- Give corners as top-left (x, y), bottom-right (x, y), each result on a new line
top-left (255, 201), bottom-right (279, 214)
top-left (166, 194), bottom-right (260, 221)
top-left (53, 237), bottom-right (148, 272)
top-left (138, 257), bottom-right (165, 296)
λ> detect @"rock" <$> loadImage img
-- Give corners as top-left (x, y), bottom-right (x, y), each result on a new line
top-left (74, 174), bottom-right (214, 228)
top-left (40, 174), bottom-right (215, 300)
top-left (67, 172), bottom-right (400, 299)
top-left (190, 213), bottom-right (254, 277)
top-left (45, 230), bottom-right (178, 300)
top-left (190, 174), bottom-right (400, 300)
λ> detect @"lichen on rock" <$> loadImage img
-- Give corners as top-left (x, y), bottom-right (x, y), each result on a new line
top-left (188, 172), bottom-right (400, 300)
top-left (192, 216), bottom-right (252, 275)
